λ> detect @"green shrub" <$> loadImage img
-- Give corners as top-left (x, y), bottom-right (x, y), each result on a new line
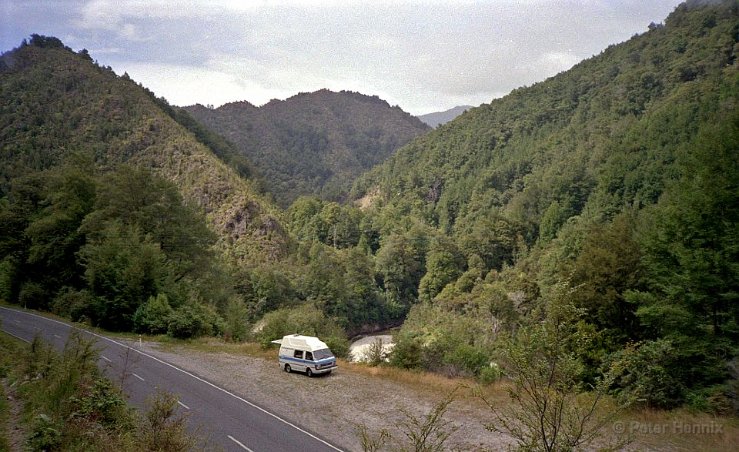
top-left (478, 362), bottom-right (502, 385)
top-left (0, 256), bottom-right (18, 302)
top-left (19, 281), bottom-right (49, 310)
top-left (389, 332), bottom-right (423, 369)
top-left (138, 391), bottom-right (197, 451)
top-left (322, 335), bottom-right (350, 359)
top-left (223, 298), bottom-right (249, 342)
top-left (442, 343), bottom-right (489, 378)
top-left (363, 338), bottom-right (389, 367)
top-left (685, 384), bottom-right (737, 415)
top-left (167, 304), bottom-right (208, 339)
top-left (607, 339), bottom-right (685, 409)
top-left (74, 378), bottom-right (132, 428)
top-left (133, 293), bottom-right (173, 335)
top-left (51, 287), bottom-right (96, 321)
top-left (28, 413), bottom-right (62, 451)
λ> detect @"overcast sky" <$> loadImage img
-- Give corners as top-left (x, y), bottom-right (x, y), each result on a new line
top-left (2, 0), bottom-right (683, 115)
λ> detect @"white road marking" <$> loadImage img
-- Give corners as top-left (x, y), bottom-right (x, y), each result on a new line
top-left (53, 334), bottom-right (62, 339)
top-left (228, 435), bottom-right (255, 452)
top-left (132, 373), bottom-right (145, 381)
top-left (2, 329), bottom-right (30, 343)
top-left (101, 356), bottom-right (112, 362)
top-left (177, 400), bottom-right (190, 410)
top-left (0, 306), bottom-right (344, 452)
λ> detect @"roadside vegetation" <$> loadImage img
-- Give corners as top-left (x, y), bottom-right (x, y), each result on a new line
top-left (0, 330), bottom-right (200, 451)
top-left (155, 334), bottom-right (738, 451)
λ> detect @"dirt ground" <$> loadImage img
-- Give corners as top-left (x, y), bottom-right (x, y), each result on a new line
top-left (133, 341), bottom-right (512, 451)
top-left (1, 378), bottom-right (26, 452)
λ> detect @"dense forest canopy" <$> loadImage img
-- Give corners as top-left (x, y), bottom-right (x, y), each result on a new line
top-left (185, 89), bottom-right (430, 207)
top-left (0, 0), bottom-right (737, 414)
top-left (347, 0), bottom-right (737, 410)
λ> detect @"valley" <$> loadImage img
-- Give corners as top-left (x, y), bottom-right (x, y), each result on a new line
top-left (0, 1), bottom-right (737, 450)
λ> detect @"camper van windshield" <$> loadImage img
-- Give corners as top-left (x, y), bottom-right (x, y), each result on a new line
top-left (314, 348), bottom-right (334, 360)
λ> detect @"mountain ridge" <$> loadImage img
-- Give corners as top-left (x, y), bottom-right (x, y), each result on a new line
top-left (185, 88), bottom-right (430, 207)
top-left (0, 37), bottom-right (288, 264)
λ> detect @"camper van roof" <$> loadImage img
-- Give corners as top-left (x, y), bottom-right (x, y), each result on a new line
top-left (280, 334), bottom-right (330, 351)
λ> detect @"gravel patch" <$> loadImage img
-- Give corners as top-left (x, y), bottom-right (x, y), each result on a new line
top-left (131, 341), bottom-right (511, 451)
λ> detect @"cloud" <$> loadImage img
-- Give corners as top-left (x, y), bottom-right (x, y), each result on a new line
top-left (3, 0), bottom-right (684, 114)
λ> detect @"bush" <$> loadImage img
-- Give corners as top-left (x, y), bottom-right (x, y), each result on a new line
top-left (133, 293), bottom-right (173, 335)
top-left (0, 256), bottom-right (18, 302)
top-left (223, 298), bottom-right (249, 342)
top-left (389, 332), bottom-right (423, 369)
top-left (75, 378), bottom-right (132, 428)
top-left (442, 343), bottom-right (489, 378)
top-left (478, 362), bottom-right (502, 385)
top-left (387, 303), bottom-right (495, 376)
top-left (28, 414), bottom-right (62, 451)
top-left (607, 339), bottom-right (685, 409)
top-left (685, 384), bottom-right (737, 415)
top-left (167, 302), bottom-right (222, 339)
top-left (19, 281), bottom-right (49, 310)
top-left (18, 333), bottom-right (139, 450)
top-left (363, 338), bottom-right (389, 366)
top-left (138, 391), bottom-right (197, 451)
top-left (323, 335), bottom-right (350, 359)
top-left (51, 287), bottom-right (96, 322)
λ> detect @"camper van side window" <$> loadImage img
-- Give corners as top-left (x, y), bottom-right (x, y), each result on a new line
top-left (305, 351), bottom-right (313, 361)
top-left (293, 350), bottom-right (303, 359)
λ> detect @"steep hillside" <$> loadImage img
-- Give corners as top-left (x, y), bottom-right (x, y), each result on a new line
top-left (354, 0), bottom-right (737, 240)
top-left (185, 89), bottom-right (430, 206)
top-left (344, 0), bottom-right (738, 408)
top-left (0, 36), bottom-right (288, 263)
top-left (418, 105), bottom-right (473, 128)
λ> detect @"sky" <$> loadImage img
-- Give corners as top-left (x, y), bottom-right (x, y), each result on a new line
top-left (1, 0), bottom-right (684, 115)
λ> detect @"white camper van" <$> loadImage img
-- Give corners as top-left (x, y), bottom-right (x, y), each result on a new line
top-left (272, 334), bottom-right (337, 376)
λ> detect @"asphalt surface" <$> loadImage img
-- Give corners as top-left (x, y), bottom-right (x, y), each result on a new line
top-left (0, 306), bottom-right (345, 452)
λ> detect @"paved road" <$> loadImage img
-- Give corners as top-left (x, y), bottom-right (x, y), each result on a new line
top-left (0, 306), bottom-right (345, 452)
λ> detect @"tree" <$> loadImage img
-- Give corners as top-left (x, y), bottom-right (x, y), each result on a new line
top-left (375, 232), bottom-right (425, 317)
top-left (624, 113), bottom-right (739, 404)
top-left (78, 221), bottom-right (167, 331)
top-left (418, 235), bottom-right (465, 303)
top-left (456, 215), bottom-right (523, 272)
top-left (24, 156), bottom-right (97, 300)
top-left (81, 165), bottom-right (215, 282)
top-left (569, 212), bottom-right (642, 346)
top-left (482, 284), bottom-right (622, 451)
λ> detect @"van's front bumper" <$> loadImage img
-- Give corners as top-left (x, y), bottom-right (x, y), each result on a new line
top-left (313, 362), bottom-right (337, 374)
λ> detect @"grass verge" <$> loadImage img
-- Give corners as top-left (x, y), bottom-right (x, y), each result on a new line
top-left (0, 328), bottom-right (201, 452)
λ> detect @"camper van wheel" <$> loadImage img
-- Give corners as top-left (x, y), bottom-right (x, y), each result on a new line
top-left (306, 368), bottom-right (313, 377)
top-left (284, 364), bottom-right (291, 373)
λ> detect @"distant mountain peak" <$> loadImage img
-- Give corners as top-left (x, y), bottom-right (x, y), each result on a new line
top-left (418, 105), bottom-right (474, 127)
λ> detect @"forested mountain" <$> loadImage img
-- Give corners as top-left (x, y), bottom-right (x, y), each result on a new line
top-left (0, 35), bottom-right (288, 333)
top-left (417, 105), bottom-right (473, 128)
top-left (185, 90), bottom-right (430, 207)
top-left (346, 0), bottom-right (738, 410)
top-left (1, 0), bottom-right (736, 416)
